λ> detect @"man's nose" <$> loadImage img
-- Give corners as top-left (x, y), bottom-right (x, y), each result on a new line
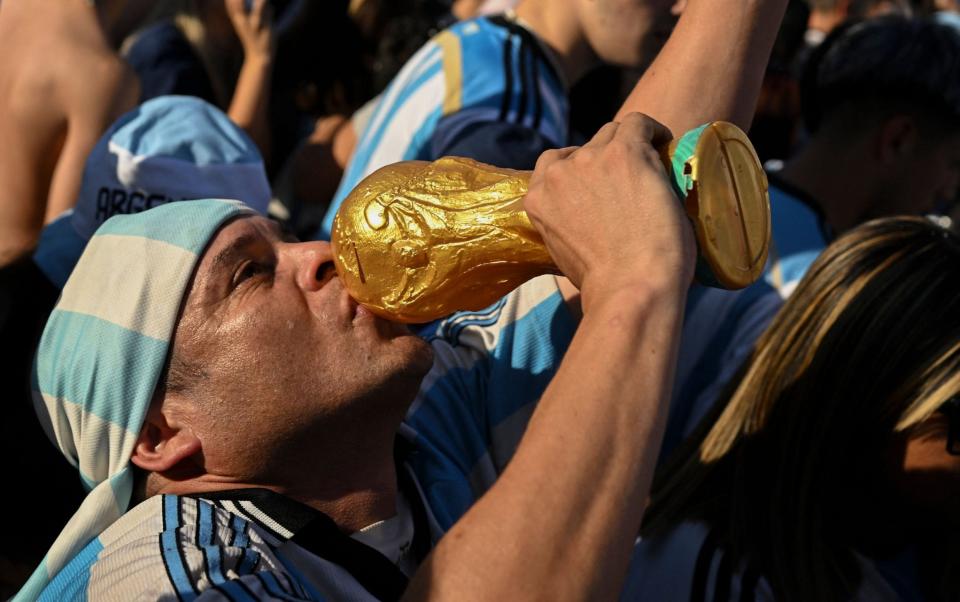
top-left (283, 240), bottom-right (336, 292)
top-left (671, 0), bottom-right (687, 16)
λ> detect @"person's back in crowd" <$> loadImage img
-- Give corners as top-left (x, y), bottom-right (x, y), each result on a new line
top-left (314, 0), bottom-right (685, 239)
top-left (665, 15), bottom-right (960, 454)
top-left (625, 216), bottom-right (960, 601)
top-left (0, 95), bottom-right (270, 598)
top-left (0, 0), bottom-right (146, 269)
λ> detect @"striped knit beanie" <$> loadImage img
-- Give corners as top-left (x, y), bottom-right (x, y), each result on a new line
top-left (16, 199), bottom-right (256, 601)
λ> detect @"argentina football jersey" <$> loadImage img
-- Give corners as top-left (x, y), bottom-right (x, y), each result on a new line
top-left (318, 13), bottom-right (570, 240)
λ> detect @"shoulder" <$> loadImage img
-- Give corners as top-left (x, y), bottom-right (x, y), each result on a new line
top-left (423, 275), bottom-right (568, 353)
top-left (54, 495), bottom-right (295, 601)
top-left (50, 38), bottom-right (139, 127)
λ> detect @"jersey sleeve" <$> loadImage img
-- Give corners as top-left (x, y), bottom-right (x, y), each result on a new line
top-left (75, 496), bottom-right (314, 602)
top-left (403, 276), bottom-right (576, 529)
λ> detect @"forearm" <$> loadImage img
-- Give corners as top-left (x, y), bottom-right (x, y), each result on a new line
top-left (617, 0), bottom-right (788, 132)
top-left (228, 55), bottom-right (272, 164)
top-left (404, 282), bottom-right (687, 601)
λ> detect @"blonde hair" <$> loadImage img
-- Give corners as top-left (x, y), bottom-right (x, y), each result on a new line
top-left (643, 217), bottom-right (960, 601)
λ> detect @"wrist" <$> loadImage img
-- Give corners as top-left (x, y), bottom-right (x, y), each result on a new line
top-left (243, 50), bottom-right (273, 68)
top-left (579, 272), bottom-right (688, 319)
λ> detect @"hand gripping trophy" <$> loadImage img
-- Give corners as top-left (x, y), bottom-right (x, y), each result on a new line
top-left (331, 122), bottom-right (771, 323)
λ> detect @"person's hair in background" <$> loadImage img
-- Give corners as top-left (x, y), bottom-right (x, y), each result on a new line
top-left (776, 15), bottom-right (960, 229)
top-left (350, 0), bottom-right (461, 94)
top-left (804, 0), bottom-right (912, 43)
top-left (642, 217), bottom-right (960, 601)
top-left (800, 15), bottom-right (960, 141)
top-left (267, 0), bottom-right (372, 180)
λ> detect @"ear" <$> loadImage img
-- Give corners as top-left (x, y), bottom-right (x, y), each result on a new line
top-left (877, 115), bottom-right (919, 166)
top-left (130, 401), bottom-right (202, 473)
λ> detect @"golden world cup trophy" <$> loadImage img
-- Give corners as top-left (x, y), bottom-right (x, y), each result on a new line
top-left (331, 122), bottom-right (771, 323)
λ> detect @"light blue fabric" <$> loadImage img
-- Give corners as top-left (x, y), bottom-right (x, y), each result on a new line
top-left (18, 199), bottom-right (255, 602)
top-left (33, 95), bottom-right (270, 289)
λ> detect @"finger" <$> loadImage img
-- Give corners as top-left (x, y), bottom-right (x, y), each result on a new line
top-left (529, 146), bottom-right (578, 189)
top-left (581, 121), bottom-right (619, 149)
top-left (617, 112), bottom-right (674, 149)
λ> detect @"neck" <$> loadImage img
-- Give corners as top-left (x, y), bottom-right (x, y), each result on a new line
top-left (515, 0), bottom-right (599, 86)
top-left (779, 133), bottom-right (874, 234)
top-left (269, 441), bottom-right (401, 534)
top-left (155, 418), bottom-right (405, 533)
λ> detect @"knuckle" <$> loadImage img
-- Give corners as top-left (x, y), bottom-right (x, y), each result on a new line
top-left (523, 189), bottom-right (545, 218)
top-left (605, 138), bottom-right (633, 161)
top-left (637, 144), bottom-right (662, 165)
top-left (533, 149), bottom-right (560, 172)
top-left (570, 147), bottom-right (597, 165)
top-left (621, 111), bottom-right (651, 130)
top-left (543, 157), bottom-right (566, 177)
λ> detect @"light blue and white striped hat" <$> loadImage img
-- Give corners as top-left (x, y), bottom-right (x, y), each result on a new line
top-left (17, 199), bottom-right (256, 601)
top-left (34, 95), bottom-right (270, 289)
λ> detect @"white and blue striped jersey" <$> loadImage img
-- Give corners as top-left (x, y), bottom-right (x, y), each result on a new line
top-left (662, 175), bottom-right (833, 454)
top-left (40, 276), bottom-right (576, 600)
top-left (318, 14), bottom-right (570, 239)
top-left (37, 484), bottom-right (432, 602)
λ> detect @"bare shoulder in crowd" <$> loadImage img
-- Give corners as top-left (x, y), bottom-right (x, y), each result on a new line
top-left (0, 0), bottom-right (139, 268)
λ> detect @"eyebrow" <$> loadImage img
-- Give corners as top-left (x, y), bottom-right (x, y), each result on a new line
top-left (210, 232), bottom-right (261, 276)
top-left (206, 218), bottom-right (293, 284)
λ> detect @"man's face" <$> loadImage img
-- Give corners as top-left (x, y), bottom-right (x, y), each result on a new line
top-left (168, 216), bottom-right (433, 478)
top-left (877, 128), bottom-right (960, 218)
top-left (576, 0), bottom-right (683, 70)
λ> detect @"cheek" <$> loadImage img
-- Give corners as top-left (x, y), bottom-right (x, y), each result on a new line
top-left (895, 434), bottom-right (960, 522)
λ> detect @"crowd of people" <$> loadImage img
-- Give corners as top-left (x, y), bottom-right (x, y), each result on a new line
top-left (1, 0), bottom-right (959, 600)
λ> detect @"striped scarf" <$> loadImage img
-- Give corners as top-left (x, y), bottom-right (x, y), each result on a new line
top-left (16, 199), bottom-right (256, 601)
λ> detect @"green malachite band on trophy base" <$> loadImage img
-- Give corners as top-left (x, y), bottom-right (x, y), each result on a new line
top-left (664, 122), bottom-right (772, 290)
top-left (669, 123), bottom-right (710, 198)
top-left (665, 123), bottom-right (720, 287)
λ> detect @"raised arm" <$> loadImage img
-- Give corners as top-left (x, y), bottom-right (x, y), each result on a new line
top-left (403, 114), bottom-right (694, 601)
top-left (616, 0), bottom-right (789, 133)
top-left (225, 0), bottom-right (274, 165)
